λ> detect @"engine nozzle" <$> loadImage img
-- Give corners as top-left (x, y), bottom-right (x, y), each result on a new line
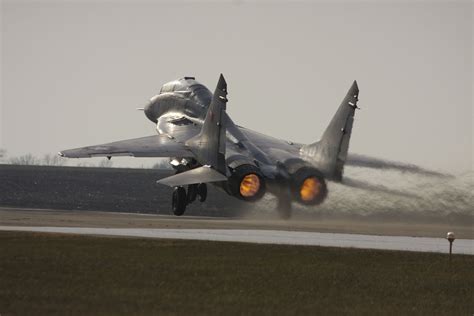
top-left (239, 173), bottom-right (262, 198)
top-left (226, 164), bottom-right (266, 201)
top-left (289, 166), bottom-right (327, 206)
top-left (300, 176), bottom-right (322, 202)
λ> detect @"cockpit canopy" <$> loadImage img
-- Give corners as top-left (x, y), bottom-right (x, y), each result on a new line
top-left (159, 80), bottom-right (181, 94)
top-left (158, 77), bottom-right (212, 107)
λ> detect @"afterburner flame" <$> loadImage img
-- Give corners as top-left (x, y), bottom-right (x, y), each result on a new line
top-left (240, 174), bottom-right (261, 197)
top-left (300, 177), bottom-right (321, 202)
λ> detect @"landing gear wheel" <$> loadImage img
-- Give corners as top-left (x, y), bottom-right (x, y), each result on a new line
top-left (172, 186), bottom-right (187, 216)
top-left (197, 183), bottom-right (207, 202)
top-left (187, 184), bottom-right (198, 204)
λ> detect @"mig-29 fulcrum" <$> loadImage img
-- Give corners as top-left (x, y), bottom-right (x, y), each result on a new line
top-left (60, 74), bottom-right (360, 218)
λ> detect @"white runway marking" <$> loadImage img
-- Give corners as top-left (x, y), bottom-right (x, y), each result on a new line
top-left (1, 226), bottom-right (473, 254)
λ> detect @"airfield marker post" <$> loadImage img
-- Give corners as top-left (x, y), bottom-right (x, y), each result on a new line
top-left (446, 232), bottom-right (455, 261)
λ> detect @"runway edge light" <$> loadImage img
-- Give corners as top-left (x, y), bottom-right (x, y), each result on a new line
top-left (446, 232), bottom-right (455, 261)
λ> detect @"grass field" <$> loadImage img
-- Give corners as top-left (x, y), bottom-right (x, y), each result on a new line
top-left (1, 232), bottom-right (473, 315)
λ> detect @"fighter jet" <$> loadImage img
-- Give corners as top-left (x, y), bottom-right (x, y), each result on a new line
top-left (59, 74), bottom-right (360, 218)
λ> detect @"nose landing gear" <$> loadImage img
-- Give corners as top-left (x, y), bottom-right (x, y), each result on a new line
top-left (171, 183), bottom-right (208, 216)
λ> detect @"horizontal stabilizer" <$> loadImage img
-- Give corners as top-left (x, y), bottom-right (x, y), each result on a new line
top-left (156, 166), bottom-right (227, 187)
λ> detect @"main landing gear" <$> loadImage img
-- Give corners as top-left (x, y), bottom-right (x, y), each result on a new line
top-left (171, 183), bottom-right (207, 216)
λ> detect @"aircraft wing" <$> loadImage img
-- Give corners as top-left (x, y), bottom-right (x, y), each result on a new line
top-left (59, 135), bottom-right (193, 158)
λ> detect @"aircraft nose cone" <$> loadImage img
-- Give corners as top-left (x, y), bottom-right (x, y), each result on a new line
top-left (144, 96), bottom-right (159, 123)
top-left (142, 99), bottom-right (152, 110)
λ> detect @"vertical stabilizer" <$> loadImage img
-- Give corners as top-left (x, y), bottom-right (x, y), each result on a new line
top-left (186, 74), bottom-right (228, 175)
top-left (301, 81), bottom-right (359, 181)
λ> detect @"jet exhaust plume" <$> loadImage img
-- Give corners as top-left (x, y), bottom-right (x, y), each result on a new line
top-left (341, 177), bottom-right (421, 199)
top-left (346, 154), bottom-right (452, 178)
top-left (252, 159), bottom-right (473, 223)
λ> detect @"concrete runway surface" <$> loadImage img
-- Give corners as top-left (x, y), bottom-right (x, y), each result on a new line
top-left (1, 225), bottom-right (473, 255)
top-left (0, 208), bottom-right (472, 254)
top-left (1, 208), bottom-right (473, 238)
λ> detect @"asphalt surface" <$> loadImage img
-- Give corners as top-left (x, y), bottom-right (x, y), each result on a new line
top-left (1, 208), bottom-right (473, 238)
top-left (0, 165), bottom-right (245, 216)
top-left (0, 208), bottom-right (472, 254)
top-left (1, 226), bottom-right (472, 254)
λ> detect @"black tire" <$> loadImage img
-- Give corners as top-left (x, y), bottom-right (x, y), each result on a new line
top-left (187, 184), bottom-right (198, 204)
top-left (197, 183), bottom-right (207, 202)
top-left (172, 186), bottom-right (187, 216)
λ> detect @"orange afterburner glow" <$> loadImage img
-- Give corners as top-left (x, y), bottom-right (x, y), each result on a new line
top-left (300, 177), bottom-right (321, 202)
top-left (240, 174), bottom-right (261, 197)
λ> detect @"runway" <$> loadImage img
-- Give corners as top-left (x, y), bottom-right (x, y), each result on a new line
top-left (2, 207), bottom-right (473, 238)
top-left (1, 208), bottom-right (472, 254)
top-left (1, 226), bottom-right (472, 254)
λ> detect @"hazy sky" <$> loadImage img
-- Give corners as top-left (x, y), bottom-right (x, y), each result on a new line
top-left (1, 0), bottom-right (472, 172)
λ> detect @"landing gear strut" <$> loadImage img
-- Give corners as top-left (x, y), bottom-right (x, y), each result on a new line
top-left (170, 183), bottom-right (208, 216)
